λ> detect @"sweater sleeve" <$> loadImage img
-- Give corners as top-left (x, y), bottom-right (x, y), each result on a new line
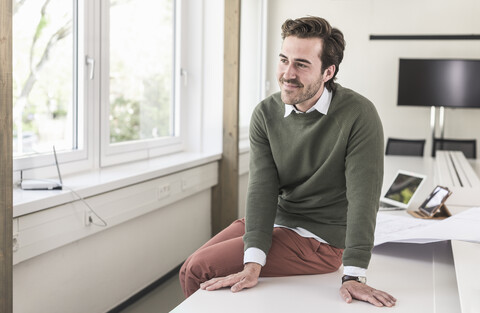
top-left (342, 101), bottom-right (384, 269)
top-left (243, 105), bottom-right (280, 255)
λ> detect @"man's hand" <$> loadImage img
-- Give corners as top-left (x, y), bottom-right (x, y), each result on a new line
top-left (340, 281), bottom-right (397, 307)
top-left (200, 263), bottom-right (262, 293)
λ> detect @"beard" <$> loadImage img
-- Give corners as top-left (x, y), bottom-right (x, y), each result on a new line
top-left (279, 76), bottom-right (323, 106)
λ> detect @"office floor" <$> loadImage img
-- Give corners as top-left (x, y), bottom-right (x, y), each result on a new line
top-left (118, 274), bottom-right (185, 313)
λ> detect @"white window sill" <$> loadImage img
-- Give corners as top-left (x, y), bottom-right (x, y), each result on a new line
top-left (13, 151), bottom-right (221, 218)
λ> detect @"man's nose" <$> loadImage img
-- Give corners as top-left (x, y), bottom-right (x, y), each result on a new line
top-left (283, 64), bottom-right (297, 79)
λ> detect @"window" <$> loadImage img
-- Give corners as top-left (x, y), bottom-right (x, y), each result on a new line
top-left (13, 0), bottom-right (186, 174)
top-left (101, 0), bottom-right (181, 166)
top-left (239, 0), bottom-right (267, 141)
top-left (109, 0), bottom-right (174, 144)
top-left (13, 0), bottom-right (79, 159)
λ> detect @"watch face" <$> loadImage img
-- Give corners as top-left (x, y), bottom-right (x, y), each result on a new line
top-left (357, 276), bottom-right (367, 284)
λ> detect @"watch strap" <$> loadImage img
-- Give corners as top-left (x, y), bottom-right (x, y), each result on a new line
top-left (342, 275), bottom-right (367, 284)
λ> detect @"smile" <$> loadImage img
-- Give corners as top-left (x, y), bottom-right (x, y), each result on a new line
top-left (284, 82), bottom-right (300, 88)
top-left (280, 78), bottom-right (303, 89)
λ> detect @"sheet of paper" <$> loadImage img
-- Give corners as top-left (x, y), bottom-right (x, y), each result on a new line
top-left (374, 207), bottom-right (480, 246)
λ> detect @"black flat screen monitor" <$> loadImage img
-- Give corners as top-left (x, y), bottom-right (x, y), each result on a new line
top-left (397, 58), bottom-right (480, 108)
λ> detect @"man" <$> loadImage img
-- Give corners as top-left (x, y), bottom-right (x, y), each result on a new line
top-left (180, 16), bottom-right (396, 307)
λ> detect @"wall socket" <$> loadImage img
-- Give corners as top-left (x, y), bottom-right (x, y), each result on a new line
top-left (85, 209), bottom-right (93, 226)
top-left (12, 234), bottom-right (19, 252)
top-left (157, 183), bottom-right (171, 200)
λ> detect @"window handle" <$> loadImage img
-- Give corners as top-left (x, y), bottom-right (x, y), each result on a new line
top-left (180, 68), bottom-right (188, 86)
top-left (85, 56), bottom-right (95, 80)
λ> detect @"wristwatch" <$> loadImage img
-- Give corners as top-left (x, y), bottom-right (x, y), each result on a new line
top-left (342, 275), bottom-right (367, 284)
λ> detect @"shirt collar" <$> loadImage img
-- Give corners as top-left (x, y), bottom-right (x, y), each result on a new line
top-left (284, 88), bottom-right (332, 118)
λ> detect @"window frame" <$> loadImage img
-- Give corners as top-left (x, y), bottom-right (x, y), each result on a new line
top-left (12, 0), bottom-right (89, 174)
top-left (99, 0), bottom-right (184, 167)
top-left (238, 0), bottom-right (268, 142)
top-left (14, 0), bottom-right (192, 176)
top-left (13, 0), bottom-right (225, 220)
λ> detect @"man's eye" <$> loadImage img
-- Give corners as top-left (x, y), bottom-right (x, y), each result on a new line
top-left (297, 63), bottom-right (307, 68)
top-left (280, 59), bottom-right (288, 64)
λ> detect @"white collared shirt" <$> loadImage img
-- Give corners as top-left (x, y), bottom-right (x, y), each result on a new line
top-left (245, 87), bottom-right (367, 278)
top-left (284, 86), bottom-right (332, 117)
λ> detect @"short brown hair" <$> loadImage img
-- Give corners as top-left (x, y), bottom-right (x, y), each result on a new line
top-left (281, 16), bottom-right (345, 91)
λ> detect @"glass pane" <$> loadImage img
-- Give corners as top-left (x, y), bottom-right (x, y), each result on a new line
top-left (109, 0), bottom-right (174, 144)
top-left (239, 0), bottom-right (263, 131)
top-left (13, 0), bottom-right (75, 157)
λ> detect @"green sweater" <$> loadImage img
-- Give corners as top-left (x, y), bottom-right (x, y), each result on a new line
top-left (244, 84), bottom-right (384, 269)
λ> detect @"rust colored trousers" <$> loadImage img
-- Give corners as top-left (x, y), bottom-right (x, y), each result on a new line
top-left (179, 219), bottom-right (343, 297)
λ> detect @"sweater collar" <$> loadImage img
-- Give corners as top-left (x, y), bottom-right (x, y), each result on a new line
top-left (284, 87), bottom-right (332, 118)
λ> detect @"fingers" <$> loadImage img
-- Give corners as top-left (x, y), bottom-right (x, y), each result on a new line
top-left (200, 274), bottom-right (240, 291)
top-left (365, 292), bottom-right (395, 307)
top-left (371, 289), bottom-right (396, 307)
top-left (231, 274), bottom-right (258, 292)
top-left (200, 273), bottom-right (259, 293)
top-left (340, 282), bottom-right (397, 307)
top-left (199, 264), bottom-right (261, 293)
top-left (372, 291), bottom-right (397, 307)
top-left (363, 291), bottom-right (385, 307)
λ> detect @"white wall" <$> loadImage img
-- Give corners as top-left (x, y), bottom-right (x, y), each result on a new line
top-left (13, 191), bottom-right (212, 313)
top-left (12, 162), bottom-right (217, 313)
top-left (264, 0), bottom-right (480, 157)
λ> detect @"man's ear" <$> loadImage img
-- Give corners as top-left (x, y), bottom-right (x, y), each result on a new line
top-left (323, 64), bottom-right (336, 83)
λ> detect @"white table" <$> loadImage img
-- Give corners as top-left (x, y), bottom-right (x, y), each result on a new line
top-left (172, 241), bottom-right (460, 313)
top-left (380, 153), bottom-right (480, 313)
top-left (171, 153), bottom-right (480, 313)
top-left (451, 240), bottom-right (480, 313)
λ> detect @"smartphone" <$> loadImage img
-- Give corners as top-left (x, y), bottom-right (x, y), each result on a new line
top-left (418, 186), bottom-right (452, 217)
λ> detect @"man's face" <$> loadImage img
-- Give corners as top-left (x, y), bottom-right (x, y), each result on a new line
top-left (277, 36), bottom-right (333, 110)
